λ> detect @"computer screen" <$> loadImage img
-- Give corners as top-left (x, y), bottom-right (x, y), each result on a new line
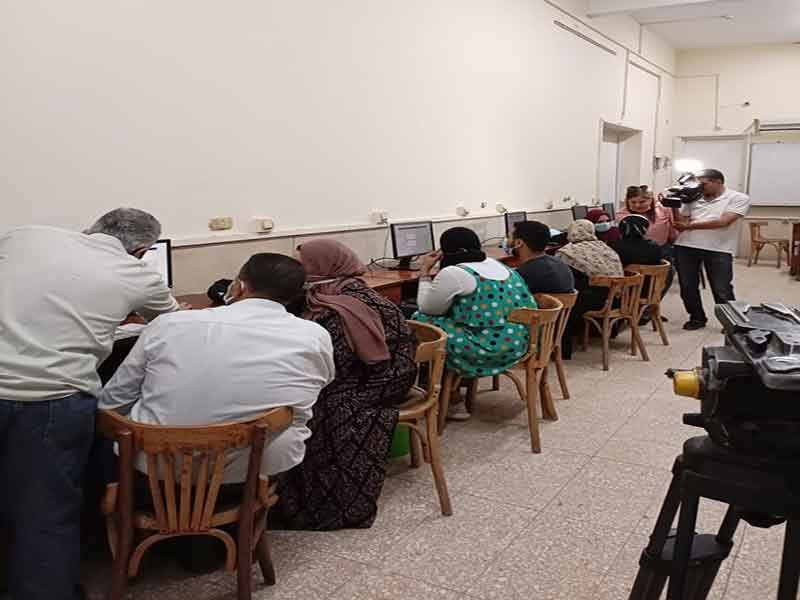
top-left (602, 202), bottom-right (616, 219)
top-left (390, 221), bottom-right (435, 259)
top-left (142, 239), bottom-right (173, 288)
top-left (572, 205), bottom-right (589, 221)
top-left (504, 211), bottom-right (527, 235)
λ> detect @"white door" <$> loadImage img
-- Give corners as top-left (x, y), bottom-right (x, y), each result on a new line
top-left (598, 137), bottom-right (621, 206)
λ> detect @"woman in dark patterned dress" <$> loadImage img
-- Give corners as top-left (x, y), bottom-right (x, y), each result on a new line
top-left (270, 239), bottom-right (417, 530)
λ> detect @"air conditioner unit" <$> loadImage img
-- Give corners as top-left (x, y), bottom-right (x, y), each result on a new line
top-left (754, 119), bottom-right (800, 133)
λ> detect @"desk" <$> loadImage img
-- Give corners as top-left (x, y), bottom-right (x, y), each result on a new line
top-left (175, 247), bottom-right (523, 308)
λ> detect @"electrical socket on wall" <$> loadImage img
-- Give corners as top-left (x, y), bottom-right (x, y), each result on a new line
top-left (253, 217), bottom-right (274, 233)
top-left (208, 216), bottom-right (234, 231)
top-left (455, 205), bottom-right (470, 217)
top-left (496, 203), bottom-right (507, 214)
top-left (371, 210), bottom-right (389, 225)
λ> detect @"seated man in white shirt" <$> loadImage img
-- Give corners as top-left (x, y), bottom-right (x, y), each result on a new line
top-left (98, 252), bottom-right (335, 485)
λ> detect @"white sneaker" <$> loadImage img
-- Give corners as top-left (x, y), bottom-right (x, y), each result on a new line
top-left (447, 403), bottom-right (472, 421)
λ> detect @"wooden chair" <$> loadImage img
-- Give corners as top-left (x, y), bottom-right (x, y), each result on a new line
top-left (544, 290), bottom-right (578, 400)
top-left (582, 271), bottom-right (648, 371)
top-left (628, 260), bottom-right (671, 346)
top-left (464, 295), bottom-right (563, 453)
top-left (401, 321), bottom-right (452, 516)
top-left (97, 406), bottom-right (293, 600)
top-left (748, 221), bottom-right (790, 268)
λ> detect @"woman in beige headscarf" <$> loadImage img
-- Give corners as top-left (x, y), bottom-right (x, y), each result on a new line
top-left (555, 219), bottom-right (624, 358)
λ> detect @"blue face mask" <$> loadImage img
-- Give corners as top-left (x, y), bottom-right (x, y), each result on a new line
top-left (595, 222), bottom-right (612, 233)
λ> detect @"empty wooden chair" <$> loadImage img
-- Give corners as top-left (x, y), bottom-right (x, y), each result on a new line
top-left (97, 406), bottom-right (293, 600)
top-left (628, 260), bottom-right (671, 346)
top-left (582, 272), bottom-right (648, 371)
top-left (464, 295), bottom-right (563, 453)
top-left (748, 221), bottom-right (790, 268)
top-left (401, 321), bottom-right (452, 516)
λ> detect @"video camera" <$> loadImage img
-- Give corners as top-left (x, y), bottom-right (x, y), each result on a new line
top-left (670, 300), bottom-right (800, 455)
top-left (661, 173), bottom-right (704, 208)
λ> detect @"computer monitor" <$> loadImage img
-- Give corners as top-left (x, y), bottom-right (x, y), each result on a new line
top-left (602, 202), bottom-right (616, 219)
top-left (142, 239), bottom-right (173, 288)
top-left (504, 211), bottom-right (527, 236)
top-left (390, 221), bottom-right (435, 269)
top-left (572, 205), bottom-right (589, 221)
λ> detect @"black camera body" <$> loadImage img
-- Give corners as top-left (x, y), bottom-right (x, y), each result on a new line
top-left (661, 173), bottom-right (705, 208)
top-left (676, 301), bottom-right (800, 457)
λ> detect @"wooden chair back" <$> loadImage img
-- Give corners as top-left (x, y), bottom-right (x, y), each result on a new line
top-left (509, 294), bottom-right (563, 370)
top-left (545, 290), bottom-right (578, 352)
top-left (406, 321), bottom-right (448, 410)
top-left (588, 272), bottom-right (644, 318)
top-left (749, 220), bottom-right (769, 243)
top-left (97, 407), bottom-right (293, 534)
top-left (628, 260), bottom-right (671, 307)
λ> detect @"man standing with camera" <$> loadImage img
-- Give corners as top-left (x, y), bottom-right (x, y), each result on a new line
top-left (673, 169), bottom-right (751, 330)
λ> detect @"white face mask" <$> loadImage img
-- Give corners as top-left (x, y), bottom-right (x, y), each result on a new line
top-left (595, 222), bottom-right (612, 233)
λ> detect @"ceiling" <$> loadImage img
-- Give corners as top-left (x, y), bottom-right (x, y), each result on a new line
top-left (589, 0), bottom-right (800, 49)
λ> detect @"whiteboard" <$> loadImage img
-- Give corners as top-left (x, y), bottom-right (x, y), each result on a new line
top-left (748, 143), bottom-right (800, 206)
top-left (675, 139), bottom-right (747, 193)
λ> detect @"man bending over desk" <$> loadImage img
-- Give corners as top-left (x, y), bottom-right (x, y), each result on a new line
top-left (98, 253), bottom-right (335, 483)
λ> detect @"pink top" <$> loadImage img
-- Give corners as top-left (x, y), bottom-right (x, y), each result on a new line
top-left (616, 202), bottom-right (677, 246)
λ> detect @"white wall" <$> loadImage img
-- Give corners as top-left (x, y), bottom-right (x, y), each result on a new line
top-left (1, 0), bottom-right (675, 244)
top-left (674, 44), bottom-right (800, 136)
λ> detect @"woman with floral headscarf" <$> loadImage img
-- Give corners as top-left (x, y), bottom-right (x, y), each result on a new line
top-left (556, 219), bottom-right (623, 358)
top-left (271, 239), bottom-right (417, 531)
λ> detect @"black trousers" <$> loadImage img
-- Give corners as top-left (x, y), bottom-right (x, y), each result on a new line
top-left (675, 245), bottom-right (735, 323)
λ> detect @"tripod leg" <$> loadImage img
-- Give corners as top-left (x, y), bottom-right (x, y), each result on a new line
top-left (686, 506), bottom-right (741, 600)
top-left (777, 518), bottom-right (800, 600)
top-left (667, 488), bottom-right (700, 600)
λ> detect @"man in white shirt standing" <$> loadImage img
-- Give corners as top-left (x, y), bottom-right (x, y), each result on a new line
top-left (98, 252), bottom-right (334, 484)
top-left (0, 208), bottom-right (180, 600)
top-left (674, 169), bottom-right (751, 330)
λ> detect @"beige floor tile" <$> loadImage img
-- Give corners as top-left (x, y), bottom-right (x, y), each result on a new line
top-left (738, 521), bottom-right (787, 566)
top-left (377, 494), bottom-right (536, 592)
top-left (328, 568), bottom-right (467, 600)
top-left (597, 437), bottom-right (681, 470)
top-left (723, 557), bottom-right (782, 600)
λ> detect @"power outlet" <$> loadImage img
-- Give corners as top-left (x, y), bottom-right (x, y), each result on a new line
top-left (545, 200), bottom-right (554, 210)
top-left (371, 210), bottom-right (389, 225)
top-left (209, 216), bottom-right (234, 231)
top-left (456, 205), bottom-right (470, 217)
top-left (253, 217), bottom-right (274, 233)
top-left (496, 203), bottom-right (507, 214)
top-left (562, 195), bottom-right (572, 205)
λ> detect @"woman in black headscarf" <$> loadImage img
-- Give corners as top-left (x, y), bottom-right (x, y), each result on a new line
top-left (609, 214), bottom-right (663, 267)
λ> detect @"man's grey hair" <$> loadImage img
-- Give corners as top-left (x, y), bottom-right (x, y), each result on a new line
top-left (85, 208), bottom-right (162, 253)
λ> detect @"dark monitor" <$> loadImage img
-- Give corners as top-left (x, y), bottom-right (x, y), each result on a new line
top-left (390, 221), bottom-right (435, 269)
top-left (142, 238), bottom-right (173, 288)
top-left (504, 211), bottom-right (527, 236)
top-left (602, 202), bottom-right (616, 219)
top-left (572, 205), bottom-right (589, 221)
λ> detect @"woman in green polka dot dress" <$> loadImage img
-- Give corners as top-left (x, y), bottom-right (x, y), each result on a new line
top-left (413, 227), bottom-right (536, 382)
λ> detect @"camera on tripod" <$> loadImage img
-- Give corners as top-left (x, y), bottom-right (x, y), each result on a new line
top-left (629, 301), bottom-right (800, 600)
top-left (661, 173), bottom-right (705, 209)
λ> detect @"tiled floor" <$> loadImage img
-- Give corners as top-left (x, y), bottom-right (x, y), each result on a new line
top-left (82, 261), bottom-right (798, 599)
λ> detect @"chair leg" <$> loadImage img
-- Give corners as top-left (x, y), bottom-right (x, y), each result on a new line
top-left (409, 424), bottom-right (422, 469)
top-left (465, 378), bottom-right (478, 413)
top-left (492, 375), bottom-right (500, 391)
top-left (653, 305), bottom-right (669, 346)
top-left (601, 318), bottom-right (611, 371)
top-left (237, 517), bottom-right (254, 600)
top-left (630, 318), bottom-right (650, 362)
top-left (426, 407), bottom-right (453, 516)
top-left (525, 367), bottom-right (542, 453)
top-left (776, 243), bottom-right (782, 269)
top-left (108, 515), bottom-right (132, 600)
top-left (539, 366), bottom-right (558, 421)
top-left (748, 243), bottom-right (755, 266)
top-left (582, 319), bottom-right (590, 352)
top-left (754, 244), bottom-right (763, 265)
top-left (554, 353), bottom-right (570, 400)
top-left (255, 531), bottom-right (276, 586)
top-left (437, 372), bottom-right (455, 434)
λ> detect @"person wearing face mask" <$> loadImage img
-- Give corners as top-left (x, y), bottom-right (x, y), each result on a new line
top-left (0, 208), bottom-right (182, 600)
top-left (511, 220), bottom-right (575, 294)
top-left (99, 252), bottom-right (334, 482)
top-left (587, 208), bottom-right (621, 244)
